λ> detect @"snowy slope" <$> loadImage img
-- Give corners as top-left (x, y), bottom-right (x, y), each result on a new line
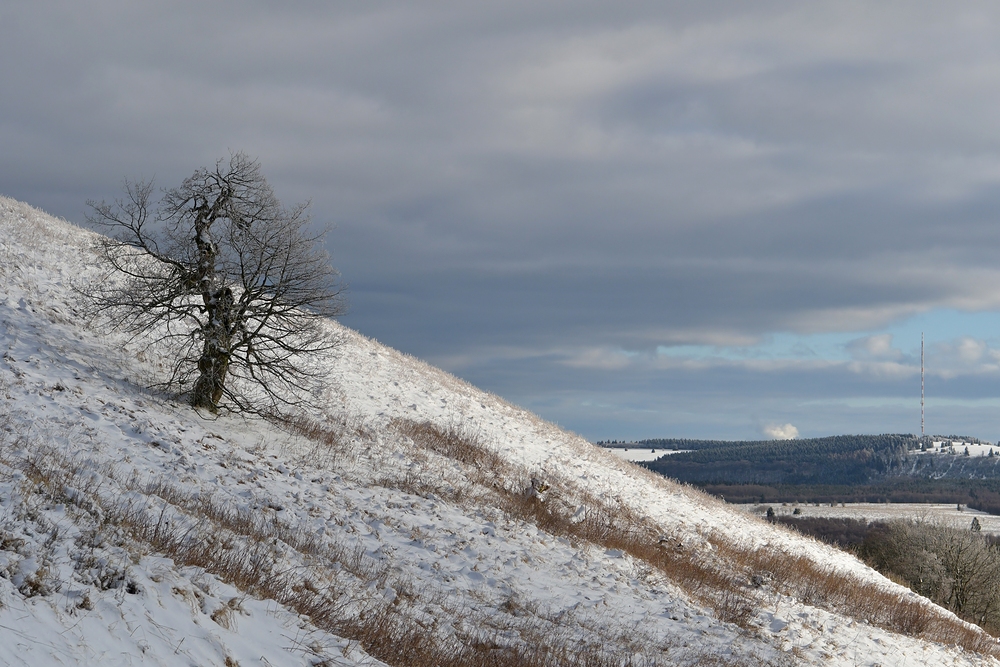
top-left (0, 195), bottom-right (997, 666)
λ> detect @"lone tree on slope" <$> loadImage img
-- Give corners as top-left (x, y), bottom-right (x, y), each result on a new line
top-left (84, 152), bottom-right (345, 415)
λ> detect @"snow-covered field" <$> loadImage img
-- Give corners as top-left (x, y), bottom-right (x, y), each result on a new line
top-left (746, 502), bottom-right (1000, 534)
top-left (1, 196), bottom-right (998, 666)
top-left (924, 443), bottom-right (997, 457)
top-left (602, 447), bottom-right (689, 462)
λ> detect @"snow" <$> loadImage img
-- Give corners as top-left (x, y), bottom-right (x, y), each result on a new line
top-left (748, 502), bottom-right (1000, 534)
top-left (0, 195), bottom-right (998, 666)
top-left (921, 442), bottom-right (997, 457)
top-left (603, 447), bottom-right (690, 462)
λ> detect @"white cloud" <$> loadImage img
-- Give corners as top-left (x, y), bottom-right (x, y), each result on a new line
top-left (763, 423), bottom-right (799, 440)
top-left (923, 337), bottom-right (1000, 378)
top-left (956, 337), bottom-right (987, 363)
top-left (846, 333), bottom-right (903, 360)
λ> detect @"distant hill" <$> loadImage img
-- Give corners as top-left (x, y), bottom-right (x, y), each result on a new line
top-left (640, 434), bottom-right (915, 485)
top-left (630, 434), bottom-right (1000, 508)
top-left (610, 434), bottom-right (990, 451)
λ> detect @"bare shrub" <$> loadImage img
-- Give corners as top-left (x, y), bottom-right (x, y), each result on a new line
top-left (714, 587), bottom-right (757, 627)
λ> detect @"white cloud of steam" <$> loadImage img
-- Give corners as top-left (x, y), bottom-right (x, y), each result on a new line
top-left (763, 423), bottom-right (799, 440)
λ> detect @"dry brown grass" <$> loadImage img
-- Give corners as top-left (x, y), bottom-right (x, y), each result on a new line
top-left (391, 419), bottom-right (757, 625)
top-left (711, 535), bottom-right (1000, 652)
top-left (6, 410), bottom-right (996, 665)
top-left (104, 485), bottom-right (626, 667)
top-left (0, 433), bottom-right (675, 667)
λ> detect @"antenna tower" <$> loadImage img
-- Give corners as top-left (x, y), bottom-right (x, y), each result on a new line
top-left (921, 332), bottom-right (925, 438)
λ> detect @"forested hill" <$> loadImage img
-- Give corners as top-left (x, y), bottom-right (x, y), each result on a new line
top-left (641, 434), bottom-right (917, 485)
top-left (626, 433), bottom-right (987, 452)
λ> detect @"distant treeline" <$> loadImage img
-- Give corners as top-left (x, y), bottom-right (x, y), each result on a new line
top-left (600, 434), bottom-right (990, 449)
top-left (769, 515), bottom-right (874, 548)
top-left (698, 479), bottom-right (1000, 510)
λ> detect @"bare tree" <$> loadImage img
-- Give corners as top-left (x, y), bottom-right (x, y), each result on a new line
top-left (83, 152), bottom-right (345, 415)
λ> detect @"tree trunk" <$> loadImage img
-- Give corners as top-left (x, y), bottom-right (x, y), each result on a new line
top-left (191, 337), bottom-right (230, 411)
top-left (191, 287), bottom-right (234, 412)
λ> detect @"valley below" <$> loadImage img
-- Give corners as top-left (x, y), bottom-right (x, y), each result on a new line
top-left (742, 502), bottom-right (1000, 534)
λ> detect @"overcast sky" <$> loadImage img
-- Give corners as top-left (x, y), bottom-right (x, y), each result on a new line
top-left (6, 2), bottom-right (1000, 441)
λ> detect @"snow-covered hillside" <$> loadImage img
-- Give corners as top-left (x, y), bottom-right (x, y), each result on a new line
top-left (1, 195), bottom-right (997, 666)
